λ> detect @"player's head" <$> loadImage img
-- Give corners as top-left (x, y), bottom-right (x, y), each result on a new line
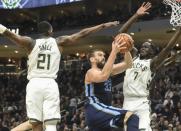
top-left (88, 49), bottom-right (105, 69)
top-left (38, 21), bottom-right (53, 36)
top-left (139, 42), bottom-right (157, 59)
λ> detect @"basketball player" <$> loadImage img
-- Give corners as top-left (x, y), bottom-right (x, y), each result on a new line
top-left (84, 38), bottom-right (140, 131)
top-left (118, 3), bottom-right (181, 131)
top-left (122, 31), bottom-right (181, 131)
top-left (10, 2), bottom-right (152, 131)
top-left (0, 20), bottom-right (119, 131)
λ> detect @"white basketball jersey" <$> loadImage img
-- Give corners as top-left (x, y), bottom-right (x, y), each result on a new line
top-left (27, 37), bottom-right (61, 80)
top-left (123, 57), bottom-right (153, 97)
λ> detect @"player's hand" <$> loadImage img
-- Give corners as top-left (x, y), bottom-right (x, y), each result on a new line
top-left (114, 36), bottom-right (130, 53)
top-left (103, 21), bottom-right (120, 28)
top-left (0, 24), bottom-right (7, 34)
top-left (112, 39), bottom-right (127, 54)
top-left (136, 2), bottom-right (152, 16)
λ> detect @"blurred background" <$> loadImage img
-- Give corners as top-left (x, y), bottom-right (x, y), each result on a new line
top-left (0, 0), bottom-right (181, 131)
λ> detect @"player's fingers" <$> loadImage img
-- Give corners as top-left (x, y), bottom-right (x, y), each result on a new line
top-left (141, 2), bottom-right (146, 7)
top-left (145, 12), bottom-right (150, 15)
top-left (119, 46), bottom-right (127, 50)
top-left (117, 37), bottom-right (124, 44)
top-left (145, 2), bottom-right (152, 9)
top-left (115, 37), bottom-right (124, 43)
top-left (119, 42), bottom-right (127, 47)
top-left (145, 2), bottom-right (151, 6)
top-left (144, 2), bottom-right (149, 8)
top-left (112, 40), bottom-right (116, 45)
top-left (117, 41), bottom-right (125, 47)
top-left (147, 4), bottom-right (152, 10)
top-left (119, 47), bottom-right (128, 53)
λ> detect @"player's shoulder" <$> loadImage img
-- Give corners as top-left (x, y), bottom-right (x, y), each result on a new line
top-left (86, 68), bottom-right (101, 77)
top-left (87, 68), bottom-right (97, 74)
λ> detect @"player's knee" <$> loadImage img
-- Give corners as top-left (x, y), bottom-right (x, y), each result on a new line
top-left (126, 114), bottom-right (139, 128)
top-left (30, 121), bottom-right (42, 128)
top-left (111, 113), bottom-right (126, 128)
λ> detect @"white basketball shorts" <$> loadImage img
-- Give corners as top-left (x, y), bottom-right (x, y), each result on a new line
top-left (123, 97), bottom-right (152, 131)
top-left (26, 78), bottom-right (61, 123)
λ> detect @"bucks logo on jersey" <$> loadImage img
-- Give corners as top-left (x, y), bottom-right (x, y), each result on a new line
top-left (1, 0), bottom-right (28, 9)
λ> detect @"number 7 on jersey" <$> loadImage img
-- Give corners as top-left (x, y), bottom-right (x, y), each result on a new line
top-left (134, 71), bottom-right (139, 80)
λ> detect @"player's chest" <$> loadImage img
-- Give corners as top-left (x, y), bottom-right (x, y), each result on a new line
top-left (132, 61), bottom-right (150, 71)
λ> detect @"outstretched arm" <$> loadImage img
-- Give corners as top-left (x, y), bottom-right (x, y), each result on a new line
top-left (157, 50), bottom-right (181, 69)
top-left (151, 27), bottom-right (181, 72)
top-left (119, 2), bottom-right (151, 33)
top-left (56, 21), bottom-right (119, 46)
top-left (0, 24), bottom-right (34, 52)
top-left (111, 52), bottom-right (133, 76)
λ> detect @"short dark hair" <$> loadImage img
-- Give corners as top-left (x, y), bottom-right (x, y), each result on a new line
top-left (88, 49), bottom-right (104, 60)
top-left (37, 21), bottom-right (52, 36)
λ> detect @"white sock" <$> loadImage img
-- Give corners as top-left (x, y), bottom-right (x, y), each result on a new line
top-left (45, 125), bottom-right (57, 131)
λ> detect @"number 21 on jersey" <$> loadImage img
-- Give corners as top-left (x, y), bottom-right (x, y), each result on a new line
top-left (37, 53), bottom-right (51, 70)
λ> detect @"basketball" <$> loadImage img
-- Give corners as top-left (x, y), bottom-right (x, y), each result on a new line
top-left (114, 33), bottom-right (134, 52)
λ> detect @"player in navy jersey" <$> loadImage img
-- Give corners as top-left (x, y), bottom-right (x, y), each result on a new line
top-left (84, 39), bottom-right (139, 131)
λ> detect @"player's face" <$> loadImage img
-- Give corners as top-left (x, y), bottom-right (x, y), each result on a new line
top-left (94, 51), bottom-right (105, 68)
top-left (140, 42), bottom-right (153, 59)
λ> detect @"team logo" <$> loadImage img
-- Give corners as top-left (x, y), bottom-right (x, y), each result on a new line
top-left (1, 0), bottom-right (21, 8)
top-left (1, 0), bottom-right (28, 9)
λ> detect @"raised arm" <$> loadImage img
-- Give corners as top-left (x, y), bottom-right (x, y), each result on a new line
top-left (85, 41), bottom-right (125, 83)
top-left (119, 2), bottom-right (151, 33)
top-left (151, 27), bottom-right (181, 72)
top-left (0, 24), bottom-right (34, 52)
top-left (111, 52), bottom-right (133, 76)
top-left (56, 21), bottom-right (119, 46)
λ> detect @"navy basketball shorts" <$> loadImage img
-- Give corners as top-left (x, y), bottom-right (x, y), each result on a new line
top-left (85, 101), bottom-right (139, 131)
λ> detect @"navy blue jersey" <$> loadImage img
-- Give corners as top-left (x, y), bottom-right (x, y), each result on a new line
top-left (84, 78), bottom-right (139, 131)
top-left (85, 78), bottom-right (112, 105)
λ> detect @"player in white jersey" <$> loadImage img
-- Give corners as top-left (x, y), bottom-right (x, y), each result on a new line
top-left (0, 20), bottom-right (119, 131)
top-left (117, 2), bottom-right (181, 131)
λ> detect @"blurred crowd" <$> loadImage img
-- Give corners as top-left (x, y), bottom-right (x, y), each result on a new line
top-left (3, 0), bottom-right (171, 35)
top-left (0, 53), bottom-right (181, 131)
